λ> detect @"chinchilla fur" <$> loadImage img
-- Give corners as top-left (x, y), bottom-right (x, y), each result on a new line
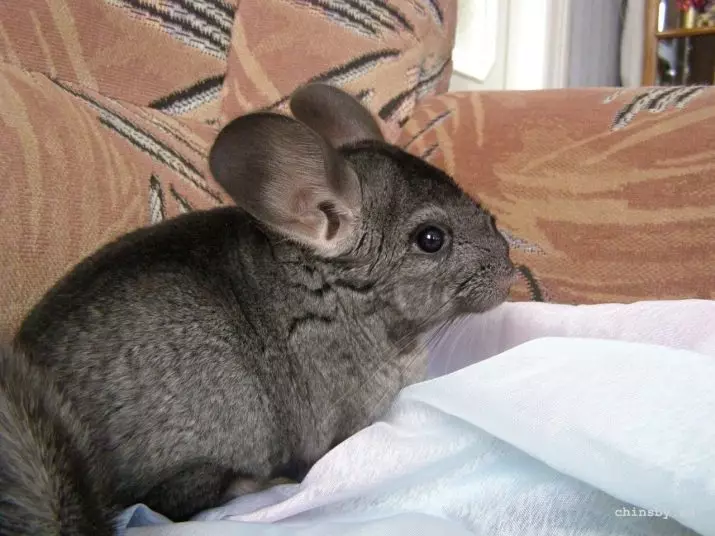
top-left (0, 344), bottom-right (116, 535)
top-left (5, 83), bottom-right (514, 532)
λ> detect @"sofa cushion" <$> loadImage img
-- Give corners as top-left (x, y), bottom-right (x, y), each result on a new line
top-left (0, 0), bottom-right (240, 123)
top-left (0, 0), bottom-right (457, 338)
top-left (402, 87), bottom-right (715, 304)
top-left (0, 64), bottom-right (224, 339)
top-left (219, 0), bottom-right (457, 140)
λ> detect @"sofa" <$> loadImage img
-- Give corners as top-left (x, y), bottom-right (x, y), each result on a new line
top-left (1, 0), bottom-right (714, 340)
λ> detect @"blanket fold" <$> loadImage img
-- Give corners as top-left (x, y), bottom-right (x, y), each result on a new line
top-left (122, 300), bottom-right (715, 536)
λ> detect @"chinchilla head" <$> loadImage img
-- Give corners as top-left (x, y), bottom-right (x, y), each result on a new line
top-left (209, 83), bottom-right (514, 333)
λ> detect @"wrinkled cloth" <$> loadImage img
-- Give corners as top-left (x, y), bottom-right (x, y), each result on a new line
top-left (120, 300), bottom-right (715, 536)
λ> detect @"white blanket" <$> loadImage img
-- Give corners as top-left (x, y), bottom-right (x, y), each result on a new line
top-left (122, 300), bottom-right (715, 536)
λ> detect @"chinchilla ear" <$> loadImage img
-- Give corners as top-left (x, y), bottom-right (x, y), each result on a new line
top-left (289, 83), bottom-right (385, 148)
top-left (208, 112), bottom-right (361, 257)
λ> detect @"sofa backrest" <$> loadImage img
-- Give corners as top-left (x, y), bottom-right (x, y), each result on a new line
top-left (0, 0), bottom-right (456, 136)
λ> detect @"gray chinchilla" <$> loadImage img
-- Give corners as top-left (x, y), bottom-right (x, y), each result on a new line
top-left (11, 83), bottom-right (514, 529)
top-left (0, 344), bottom-right (117, 536)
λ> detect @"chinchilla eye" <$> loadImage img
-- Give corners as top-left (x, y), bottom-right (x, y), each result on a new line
top-left (415, 226), bottom-right (444, 253)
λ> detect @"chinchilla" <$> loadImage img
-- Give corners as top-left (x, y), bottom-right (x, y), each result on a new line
top-left (12, 83), bottom-right (515, 527)
top-left (0, 344), bottom-right (116, 536)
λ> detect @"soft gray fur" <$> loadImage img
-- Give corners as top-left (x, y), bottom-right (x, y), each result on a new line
top-left (13, 84), bottom-right (514, 526)
top-left (0, 345), bottom-right (116, 535)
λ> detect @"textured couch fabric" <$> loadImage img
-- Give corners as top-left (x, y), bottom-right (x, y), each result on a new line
top-left (399, 87), bottom-right (715, 304)
top-left (1, 1), bottom-right (714, 340)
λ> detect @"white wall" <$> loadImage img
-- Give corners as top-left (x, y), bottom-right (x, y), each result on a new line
top-left (504, 0), bottom-right (552, 90)
top-left (449, 0), bottom-right (623, 92)
top-left (450, 0), bottom-right (509, 90)
top-left (449, 0), bottom-right (568, 91)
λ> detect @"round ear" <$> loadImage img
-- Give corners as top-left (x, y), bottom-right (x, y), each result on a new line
top-left (208, 113), bottom-right (361, 257)
top-left (289, 83), bottom-right (385, 148)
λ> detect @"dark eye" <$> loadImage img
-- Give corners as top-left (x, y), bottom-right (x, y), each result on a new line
top-left (415, 226), bottom-right (445, 253)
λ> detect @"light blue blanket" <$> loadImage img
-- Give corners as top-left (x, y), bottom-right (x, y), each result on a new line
top-left (119, 328), bottom-right (715, 535)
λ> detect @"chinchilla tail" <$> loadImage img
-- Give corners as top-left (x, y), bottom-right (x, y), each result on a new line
top-left (0, 345), bottom-right (116, 536)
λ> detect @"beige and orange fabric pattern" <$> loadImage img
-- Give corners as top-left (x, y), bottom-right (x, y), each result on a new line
top-left (400, 87), bottom-right (715, 304)
top-left (1, 0), bottom-right (713, 339)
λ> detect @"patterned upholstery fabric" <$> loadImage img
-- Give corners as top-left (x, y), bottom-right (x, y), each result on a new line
top-left (398, 87), bottom-right (715, 303)
top-left (1, 1), bottom-right (713, 340)
top-left (0, 0), bottom-right (238, 123)
top-left (219, 0), bottom-right (456, 136)
top-left (0, 0), bottom-right (456, 339)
